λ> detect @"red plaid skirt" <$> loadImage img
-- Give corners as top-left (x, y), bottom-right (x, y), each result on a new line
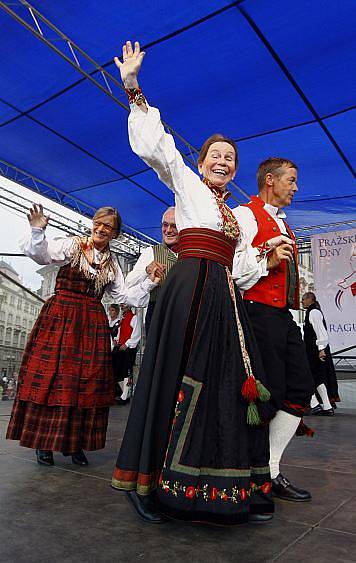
top-left (16, 290), bottom-right (114, 408)
top-left (7, 397), bottom-right (109, 452)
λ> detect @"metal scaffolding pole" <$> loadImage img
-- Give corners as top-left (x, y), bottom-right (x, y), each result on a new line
top-left (0, 0), bottom-right (248, 203)
top-left (0, 181), bottom-right (157, 258)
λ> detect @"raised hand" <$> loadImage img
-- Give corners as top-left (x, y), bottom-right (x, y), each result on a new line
top-left (27, 203), bottom-right (50, 229)
top-left (114, 40), bottom-right (145, 88)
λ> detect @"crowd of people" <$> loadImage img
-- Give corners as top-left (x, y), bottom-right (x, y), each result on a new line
top-left (5, 40), bottom-right (341, 527)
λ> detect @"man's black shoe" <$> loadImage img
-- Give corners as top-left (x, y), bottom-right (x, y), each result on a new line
top-left (36, 449), bottom-right (54, 466)
top-left (309, 405), bottom-right (323, 415)
top-left (272, 474), bottom-right (311, 502)
top-left (126, 491), bottom-right (167, 524)
top-left (249, 513), bottom-right (273, 523)
top-left (320, 408), bottom-right (334, 416)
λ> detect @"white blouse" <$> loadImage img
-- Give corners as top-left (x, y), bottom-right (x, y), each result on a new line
top-left (21, 227), bottom-right (156, 308)
top-left (125, 246), bottom-right (154, 288)
top-left (128, 103), bottom-right (260, 282)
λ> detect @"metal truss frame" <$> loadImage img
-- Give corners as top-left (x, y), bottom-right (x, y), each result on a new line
top-left (0, 0), bottom-right (249, 204)
top-left (0, 173), bottom-right (157, 259)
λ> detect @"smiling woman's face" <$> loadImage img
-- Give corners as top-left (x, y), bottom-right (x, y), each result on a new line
top-left (198, 141), bottom-right (236, 190)
top-left (91, 214), bottom-right (117, 251)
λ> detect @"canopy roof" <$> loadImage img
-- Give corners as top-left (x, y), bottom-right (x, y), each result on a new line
top-left (0, 0), bottom-right (355, 240)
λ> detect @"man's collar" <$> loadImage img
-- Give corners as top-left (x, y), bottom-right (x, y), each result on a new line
top-left (255, 196), bottom-right (286, 219)
top-left (263, 202), bottom-right (287, 219)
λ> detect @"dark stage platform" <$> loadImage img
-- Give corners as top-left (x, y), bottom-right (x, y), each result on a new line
top-left (1, 401), bottom-right (356, 563)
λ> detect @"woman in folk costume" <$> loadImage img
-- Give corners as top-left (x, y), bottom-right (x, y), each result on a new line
top-left (7, 204), bottom-right (158, 467)
top-left (111, 41), bottom-right (274, 526)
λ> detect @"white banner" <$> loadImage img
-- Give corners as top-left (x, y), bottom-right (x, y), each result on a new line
top-left (311, 228), bottom-right (356, 353)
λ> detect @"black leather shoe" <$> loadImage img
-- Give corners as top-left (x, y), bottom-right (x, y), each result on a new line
top-left (272, 474), bottom-right (311, 502)
top-left (126, 491), bottom-right (167, 524)
top-left (320, 408), bottom-right (334, 416)
top-left (71, 450), bottom-right (89, 466)
top-left (309, 405), bottom-right (323, 415)
top-left (249, 513), bottom-right (273, 523)
top-left (36, 449), bottom-right (54, 466)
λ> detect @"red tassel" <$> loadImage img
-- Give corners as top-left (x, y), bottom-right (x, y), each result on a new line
top-left (296, 419), bottom-right (315, 437)
top-left (241, 376), bottom-right (259, 402)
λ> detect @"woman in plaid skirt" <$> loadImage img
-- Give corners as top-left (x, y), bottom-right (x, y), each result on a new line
top-left (7, 204), bottom-right (158, 467)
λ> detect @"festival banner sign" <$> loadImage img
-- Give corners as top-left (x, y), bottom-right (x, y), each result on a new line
top-left (311, 228), bottom-right (356, 353)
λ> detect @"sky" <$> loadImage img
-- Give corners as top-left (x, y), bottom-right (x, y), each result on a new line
top-left (0, 177), bottom-right (92, 291)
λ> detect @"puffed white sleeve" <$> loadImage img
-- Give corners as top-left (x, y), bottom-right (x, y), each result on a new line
top-left (20, 227), bottom-right (75, 265)
top-left (128, 103), bottom-right (197, 194)
top-left (309, 309), bottom-right (329, 350)
top-left (125, 246), bottom-right (154, 288)
top-left (232, 207), bottom-right (269, 291)
top-left (106, 255), bottom-right (157, 308)
top-left (125, 316), bottom-right (141, 348)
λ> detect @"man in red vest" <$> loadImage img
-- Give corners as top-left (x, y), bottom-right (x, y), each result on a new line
top-left (113, 304), bottom-right (141, 405)
top-left (233, 157), bottom-right (314, 502)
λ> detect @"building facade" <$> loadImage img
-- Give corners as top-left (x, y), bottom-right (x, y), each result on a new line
top-left (0, 260), bottom-right (43, 383)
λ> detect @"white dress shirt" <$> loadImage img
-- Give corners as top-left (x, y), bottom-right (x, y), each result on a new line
top-left (128, 103), bottom-right (259, 281)
top-left (125, 246), bottom-right (154, 288)
top-left (21, 227), bottom-right (156, 308)
top-left (232, 201), bottom-right (289, 291)
top-left (309, 309), bottom-right (329, 350)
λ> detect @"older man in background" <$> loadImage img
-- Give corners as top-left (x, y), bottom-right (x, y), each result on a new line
top-left (126, 207), bottom-right (178, 334)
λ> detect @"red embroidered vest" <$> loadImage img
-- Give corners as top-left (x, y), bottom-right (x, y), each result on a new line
top-left (118, 311), bottom-right (134, 346)
top-left (242, 196), bottom-right (300, 309)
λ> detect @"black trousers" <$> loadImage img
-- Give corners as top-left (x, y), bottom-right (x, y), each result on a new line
top-left (244, 301), bottom-right (314, 417)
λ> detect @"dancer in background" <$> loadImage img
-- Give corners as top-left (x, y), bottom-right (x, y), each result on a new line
top-left (112, 304), bottom-right (141, 405)
top-left (302, 292), bottom-right (339, 415)
top-left (112, 41), bottom-right (274, 526)
top-left (126, 207), bottom-right (178, 335)
top-left (108, 303), bottom-right (122, 400)
top-left (7, 204), bottom-right (159, 467)
top-left (233, 158), bottom-right (314, 502)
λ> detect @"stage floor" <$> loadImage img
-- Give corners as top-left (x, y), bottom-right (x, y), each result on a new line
top-left (1, 400), bottom-right (356, 563)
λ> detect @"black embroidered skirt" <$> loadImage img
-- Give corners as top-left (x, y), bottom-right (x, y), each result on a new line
top-left (112, 258), bottom-right (273, 525)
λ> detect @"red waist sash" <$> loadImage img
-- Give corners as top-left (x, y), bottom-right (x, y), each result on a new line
top-left (177, 228), bottom-right (236, 271)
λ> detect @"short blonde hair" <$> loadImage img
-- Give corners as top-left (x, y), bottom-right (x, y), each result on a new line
top-left (93, 206), bottom-right (122, 237)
